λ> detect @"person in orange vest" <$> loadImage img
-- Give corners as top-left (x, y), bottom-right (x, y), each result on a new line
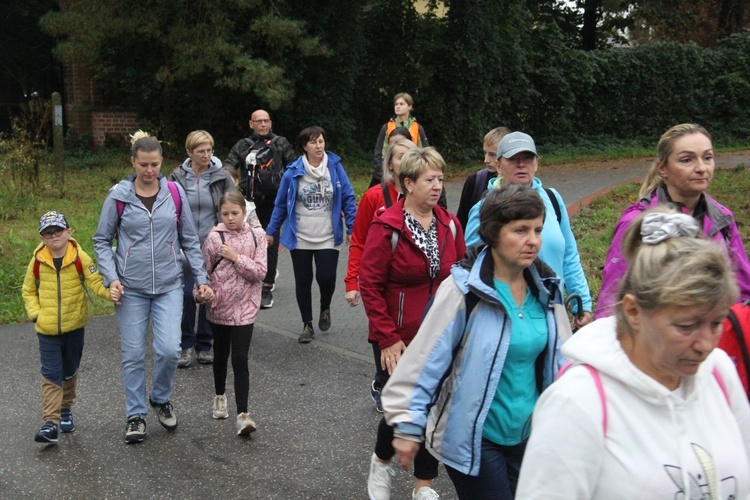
top-left (370, 92), bottom-right (429, 188)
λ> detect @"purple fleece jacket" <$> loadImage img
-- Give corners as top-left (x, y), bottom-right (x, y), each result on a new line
top-left (596, 187), bottom-right (750, 318)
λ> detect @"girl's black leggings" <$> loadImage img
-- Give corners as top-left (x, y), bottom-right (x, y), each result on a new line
top-left (210, 322), bottom-right (253, 414)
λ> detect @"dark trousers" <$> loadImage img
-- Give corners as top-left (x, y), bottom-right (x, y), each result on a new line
top-left (289, 248), bottom-right (339, 324)
top-left (181, 271), bottom-right (212, 351)
top-left (375, 417), bottom-right (439, 480)
top-left (256, 203), bottom-right (278, 286)
top-left (445, 438), bottom-right (527, 500)
top-left (371, 342), bottom-right (389, 390)
top-left (38, 329), bottom-right (84, 423)
top-left (210, 322), bottom-right (254, 414)
top-left (38, 328), bottom-right (84, 386)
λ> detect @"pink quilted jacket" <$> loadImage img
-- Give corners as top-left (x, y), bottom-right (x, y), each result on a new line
top-left (198, 222), bottom-right (267, 325)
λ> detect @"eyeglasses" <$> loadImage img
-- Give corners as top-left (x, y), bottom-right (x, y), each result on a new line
top-left (194, 148), bottom-right (213, 156)
top-left (251, 119), bottom-right (271, 124)
top-left (41, 229), bottom-right (65, 239)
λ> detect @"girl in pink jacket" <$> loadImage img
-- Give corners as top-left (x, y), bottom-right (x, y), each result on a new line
top-left (198, 191), bottom-right (267, 436)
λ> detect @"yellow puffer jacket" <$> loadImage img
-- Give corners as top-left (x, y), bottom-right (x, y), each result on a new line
top-left (22, 239), bottom-right (109, 335)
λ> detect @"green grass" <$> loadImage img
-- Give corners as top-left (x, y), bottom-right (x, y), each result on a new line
top-left (1, 147), bottom-right (749, 324)
top-left (570, 165), bottom-right (750, 308)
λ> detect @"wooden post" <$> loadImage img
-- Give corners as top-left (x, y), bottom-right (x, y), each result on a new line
top-left (52, 92), bottom-right (64, 197)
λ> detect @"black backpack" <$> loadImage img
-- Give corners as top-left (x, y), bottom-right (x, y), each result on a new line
top-left (244, 136), bottom-right (283, 203)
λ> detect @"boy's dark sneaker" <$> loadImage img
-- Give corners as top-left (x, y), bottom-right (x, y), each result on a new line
top-left (125, 415), bottom-right (146, 444)
top-left (370, 380), bottom-right (384, 413)
top-left (149, 398), bottom-right (178, 430)
top-left (319, 309), bottom-right (331, 332)
top-left (35, 421), bottom-right (58, 444)
top-left (298, 324), bottom-right (314, 343)
top-left (60, 408), bottom-right (75, 433)
top-left (261, 287), bottom-right (274, 309)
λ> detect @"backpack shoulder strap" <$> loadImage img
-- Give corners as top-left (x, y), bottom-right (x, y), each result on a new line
top-left (544, 187), bottom-right (562, 225)
top-left (167, 181), bottom-right (182, 222)
top-left (557, 362), bottom-right (608, 436)
top-left (449, 219), bottom-right (457, 239)
top-left (726, 307), bottom-right (750, 399)
top-left (712, 366), bottom-right (731, 406)
top-left (33, 259), bottom-right (41, 289)
top-left (382, 183), bottom-right (393, 208)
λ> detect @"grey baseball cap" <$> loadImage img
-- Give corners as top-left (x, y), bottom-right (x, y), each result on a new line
top-left (497, 132), bottom-right (538, 158)
top-left (39, 211), bottom-right (69, 234)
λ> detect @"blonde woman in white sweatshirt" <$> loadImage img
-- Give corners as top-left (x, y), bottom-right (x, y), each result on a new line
top-left (516, 208), bottom-right (750, 498)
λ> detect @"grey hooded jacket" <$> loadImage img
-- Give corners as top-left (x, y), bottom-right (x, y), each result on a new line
top-left (93, 174), bottom-right (208, 294)
top-left (169, 156), bottom-right (235, 245)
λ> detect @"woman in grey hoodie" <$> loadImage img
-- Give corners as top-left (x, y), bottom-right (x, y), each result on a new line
top-left (169, 130), bottom-right (235, 368)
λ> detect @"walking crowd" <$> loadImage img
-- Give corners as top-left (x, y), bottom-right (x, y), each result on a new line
top-left (21, 91), bottom-right (750, 499)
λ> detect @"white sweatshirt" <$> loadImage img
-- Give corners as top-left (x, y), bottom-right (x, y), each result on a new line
top-left (516, 316), bottom-right (750, 499)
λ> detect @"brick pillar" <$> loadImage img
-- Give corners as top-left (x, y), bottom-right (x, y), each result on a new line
top-left (62, 63), bottom-right (98, 135)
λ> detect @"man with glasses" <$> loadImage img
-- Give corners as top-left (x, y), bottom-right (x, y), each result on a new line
top-left (224, 110), bottom-right (295, 309)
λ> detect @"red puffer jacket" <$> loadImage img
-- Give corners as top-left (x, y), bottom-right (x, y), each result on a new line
top-left (360, 198), bottom-right (466, 350)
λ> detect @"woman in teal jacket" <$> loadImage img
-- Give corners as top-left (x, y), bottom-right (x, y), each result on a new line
top-left (265, 126), bottom-right (357, 342)
top-left (382, 185), bottom-right (569, 499)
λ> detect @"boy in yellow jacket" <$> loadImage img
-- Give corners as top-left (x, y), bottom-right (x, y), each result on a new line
top-left (22, 211), bottom-right (113, 444)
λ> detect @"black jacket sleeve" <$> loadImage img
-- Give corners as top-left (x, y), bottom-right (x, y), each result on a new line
top-left (275, 136), bottom-right (296, 167)
top-left (456, 172), bottom-right (478, 230)
top-left (371, 124), bottom-right (388, 187)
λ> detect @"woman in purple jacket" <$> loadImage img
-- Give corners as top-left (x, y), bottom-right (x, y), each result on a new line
top-left (597, 123), bottom-right (750, 318)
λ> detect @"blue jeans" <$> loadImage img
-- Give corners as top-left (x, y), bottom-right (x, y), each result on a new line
top-left (445, 438), bottom-right (527, 500)
top-left (181, 271), bottom-right (212, 351)
top-left (116, 287), bottom-right (182, 417)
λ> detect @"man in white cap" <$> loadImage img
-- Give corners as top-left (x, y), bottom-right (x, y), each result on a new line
top-left (463, 131), bottom-right (593, 328)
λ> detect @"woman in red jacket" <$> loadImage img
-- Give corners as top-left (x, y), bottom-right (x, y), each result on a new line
top-left (360, 147), bottom-right (466, 500)
top-left (345, 139), bottom-right (416, 308)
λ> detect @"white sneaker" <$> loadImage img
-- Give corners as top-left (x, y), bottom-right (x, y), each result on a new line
top-left (236, 412), bottom-right (257, 436)
top-left (412, 486), bottom-right (439, 500)
top-left (367, 452), bottom-right (394, 500)
top-left (212, 395), bottom-right (228, 419)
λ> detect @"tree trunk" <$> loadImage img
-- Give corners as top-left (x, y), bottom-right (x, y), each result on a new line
top-left (581, 0), bottom-right (601, 50)
top-left (718, 0), bottom-right (746, 37)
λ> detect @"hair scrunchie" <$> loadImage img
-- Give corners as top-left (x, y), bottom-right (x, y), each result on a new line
top-left (640, 212), bottom-right (700, 245)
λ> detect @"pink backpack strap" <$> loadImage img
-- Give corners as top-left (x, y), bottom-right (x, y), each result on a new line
top-left (557, 362), bottom-right (608, 436)
top-left (116, 182), bottom-right (181, 229)
top-left (166, 181), bottom-right (181, 220)
top-left (712, 366), bottom-right (731, 406)
top-left (583, 364), bottom-right (608, 436)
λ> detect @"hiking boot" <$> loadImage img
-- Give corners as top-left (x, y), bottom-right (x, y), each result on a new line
top-left (178, 347), bottom-right (194, 368)
top-left (319, 309), bottom-right (331, 332)
top-left (236, 412), bottom-right (257, 436)
top-left (213, 394), bottom-right (228, 419)
top-left (125, 415), bottom-right (146, 444)
top-left (197, 349), bottom-right (214, 365)
top-left (34, 421), bottom-right (58, 444)
top-left (367, 452), bottom-right (394, 500)
top-left (261, 287), bottom-right (273, 309)
top-left (60, 408), bottom-right (75, 433)
top-left (370, 380), bottom-right (383, 413)
top-left (149, 398), bottom-right (178, 431)
top-left (298, 323), bottom-right (314, 344)
top-left (413, 487), bottom-right (440, 500)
